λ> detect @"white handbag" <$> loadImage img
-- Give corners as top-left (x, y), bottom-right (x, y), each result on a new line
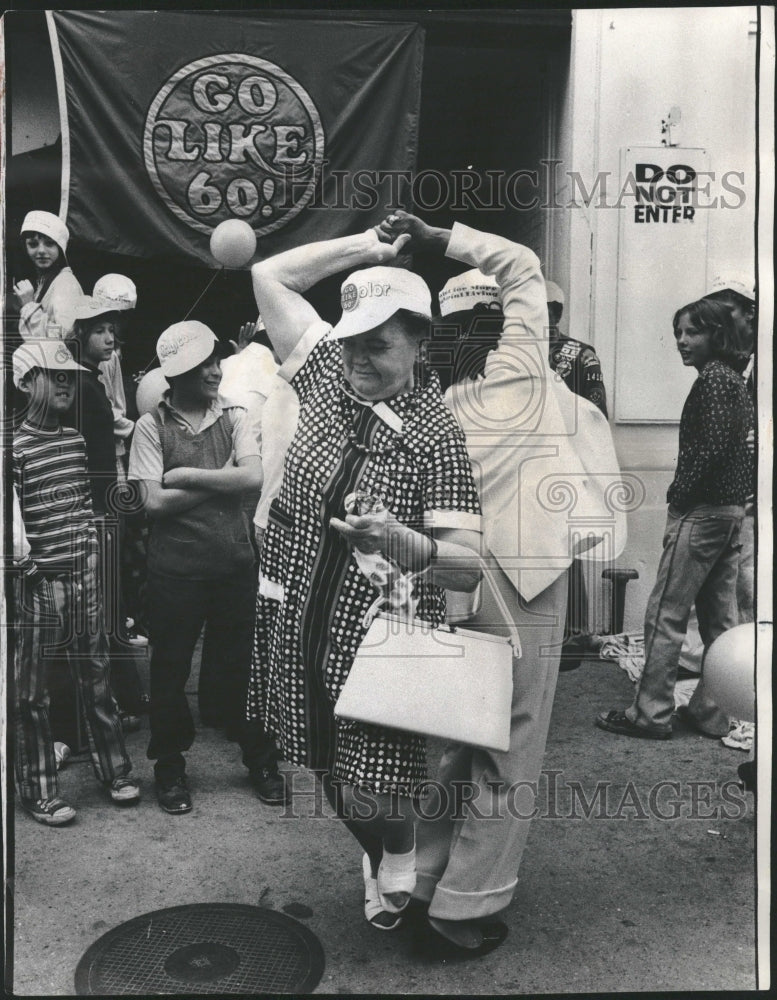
top-left (334, 567), bottom-right (520, 753)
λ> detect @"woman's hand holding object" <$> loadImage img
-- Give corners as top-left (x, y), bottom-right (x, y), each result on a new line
top-left (330, 509), bottom-right (393, 555)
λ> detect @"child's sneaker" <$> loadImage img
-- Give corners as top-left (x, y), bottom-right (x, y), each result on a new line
top-left (109, 776), bottom-right (141, 804)
top-left (23, 797), bottom-right (76, 826)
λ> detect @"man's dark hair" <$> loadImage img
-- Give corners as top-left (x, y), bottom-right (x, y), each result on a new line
top-left (428, 305), bottom-right (503, 391)
top-left (704, 289), bottom-right (756, 358)
top-left (705, 288), bottom-right (755, 315)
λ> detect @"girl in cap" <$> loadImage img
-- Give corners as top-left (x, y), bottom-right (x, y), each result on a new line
top-left (92, 275), bottom-right (149, 650)
top-left (65, 297), bottom-right (148, 722)
top-left (92, 274), bottom-right (138, 481)
top-left (246, 229), bottom-right (482, 933)
top-left (14, 210), bottom-right (83, 341)
top-left (66, 297), bottom-right (122, 516)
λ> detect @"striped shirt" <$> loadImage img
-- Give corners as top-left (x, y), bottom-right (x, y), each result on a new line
top-left (13, 420), bottom-right (98, 585)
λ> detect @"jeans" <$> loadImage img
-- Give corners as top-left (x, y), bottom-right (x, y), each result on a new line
top-left (627, 504), bottom-right (744, 734)
top-left (145, 564), bottom-right (257, 778)
top-left (735, 503), bottom-right (755, 624)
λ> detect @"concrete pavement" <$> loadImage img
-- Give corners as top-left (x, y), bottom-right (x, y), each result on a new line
top-left (10, 651), bottom-right (756, 995)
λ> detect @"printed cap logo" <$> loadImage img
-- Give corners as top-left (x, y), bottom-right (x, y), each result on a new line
top-left (144, 54), bottom-right (325, 238)
top-left (341, 283), bottom-right (359, 311)
top-left (159, 332), bottom-right (194, 358)
top-left (55, 345), bottom-right (72, 364)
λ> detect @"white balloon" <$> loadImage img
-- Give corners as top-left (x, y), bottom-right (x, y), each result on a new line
top-left (210, 220), bottom-right (257, 268)
top-left (135, 368), bottom-right (169, 416)
top-left (703, 623), bottom-right (756, 722)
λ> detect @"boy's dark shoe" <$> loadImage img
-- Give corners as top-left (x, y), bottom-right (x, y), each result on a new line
top-left (596, 709), bottom-right (672, 740)
top-left (156, 776), bottom-right (192, 814)
top-left (250, 766), bottom-right (289, 805)
top-left (738, 759), bottom-right (756, 795)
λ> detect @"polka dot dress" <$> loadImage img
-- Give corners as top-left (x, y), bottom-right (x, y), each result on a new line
top-left (246, 336), bottom-right (481, 795)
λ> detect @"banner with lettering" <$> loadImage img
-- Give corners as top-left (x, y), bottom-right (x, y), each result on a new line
top-left (48, 11), bottom-right (424, 265)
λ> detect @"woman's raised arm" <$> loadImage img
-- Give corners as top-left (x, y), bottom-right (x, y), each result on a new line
top-left (251, 230), bottom-right (410, 363)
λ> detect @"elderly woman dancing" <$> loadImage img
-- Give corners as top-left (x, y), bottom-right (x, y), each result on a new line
top-left (245, 228), bottom-right (483, 930)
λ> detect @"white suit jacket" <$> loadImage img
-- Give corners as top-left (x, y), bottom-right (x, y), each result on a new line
top-left (443, 224), bottom-right (627, 603)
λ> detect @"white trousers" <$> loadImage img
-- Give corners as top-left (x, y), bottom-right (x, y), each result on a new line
top-left (415, 566), bottom-right (568, 920)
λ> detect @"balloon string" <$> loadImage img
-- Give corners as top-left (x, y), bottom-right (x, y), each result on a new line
top-left (137, 265), bottom-right (225, 376)
top-left (182, 265), bottom-right (225, 320)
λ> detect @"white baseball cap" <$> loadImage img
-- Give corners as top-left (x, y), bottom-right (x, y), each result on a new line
top-left (12, 340), bottom-right (86, 388)
top-left (545, 280), bottom-right (565, 306)
top-left (706, 273), bottom-right (755, 302)
top-left (73, 295), bottom-right (124, 322)
top-left (438, 269), bottom-right (500, 317)
top-left (21, 211), bottom-right (70, 254)
top-left (157, 321), bottom-right (219, 377)
top-left (331, 266), bottom-right (432, 340)
top-left (93, 274), bottom-right (137, 311)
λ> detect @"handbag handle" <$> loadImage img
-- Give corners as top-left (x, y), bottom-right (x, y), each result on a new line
top-left (360, 557), bottom-right (522, 660)
top-left (466, 560), bottom-right (522, 660)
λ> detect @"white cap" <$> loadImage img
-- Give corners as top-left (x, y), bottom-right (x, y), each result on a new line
top-left (157, 321), bottom-right (219, 377)
top-left (12, 340), bottom-right (86, 388)
top-left (438, 269), bottom-right (500, 316)
top-left (73, 295), bottom-right (124, 322)
top-left (706, 273), bottom-right (755, 302)
top-left (545, 280), bottom-right (565, 306)
top-left (93, 274), bottom-right (137, 311)
top-left (331, 266), bottom-right (432, 340)
top-left (21, 211), bottom-right (70, 254)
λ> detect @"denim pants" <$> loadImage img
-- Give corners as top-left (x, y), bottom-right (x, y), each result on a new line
top-left (627, 504), bottom-right (744, 734)
top-left (13, 568), bottom-right (131, 802)
top-left (146, 564), bottom-right (257, 778)
top-left (735, 503), bottom-right (755, 624)
top-left (678, 501), bottom-right (755, 673)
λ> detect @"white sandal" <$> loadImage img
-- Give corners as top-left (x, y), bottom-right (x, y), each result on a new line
top-left (362, 854), bottom-right (403, 931)
top-left (377, 843), bottom-right (416, 914)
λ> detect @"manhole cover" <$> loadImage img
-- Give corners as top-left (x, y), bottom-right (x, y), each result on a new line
top-left (74, 904), bottom-right (325, 995)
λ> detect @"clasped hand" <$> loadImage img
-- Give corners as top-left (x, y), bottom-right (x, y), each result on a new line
top-left (373, 210), bottom-right (436, 252)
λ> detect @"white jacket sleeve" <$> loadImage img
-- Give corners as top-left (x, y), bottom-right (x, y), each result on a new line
top-left (19, 268), bottom-right (84, 340)
top-left (445, 222), bottom-right (549, 373)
